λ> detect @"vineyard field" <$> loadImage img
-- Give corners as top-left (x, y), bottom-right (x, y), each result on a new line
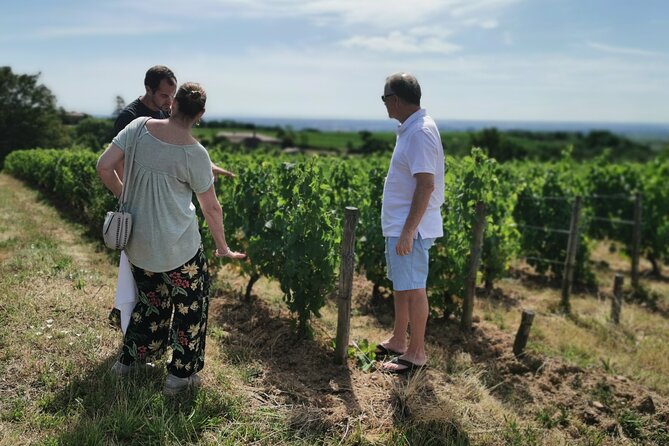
top-left (2, 147), bottom-right (669, 444)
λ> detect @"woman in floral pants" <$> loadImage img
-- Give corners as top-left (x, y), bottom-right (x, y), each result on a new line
top-left (97, 82), bottom-right (245, 395)
top-left (122, 247), bottom-right (210, 377)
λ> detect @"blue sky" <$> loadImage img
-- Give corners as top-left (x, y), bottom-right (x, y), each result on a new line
top-left (2, 0), bottom-right (668, 123)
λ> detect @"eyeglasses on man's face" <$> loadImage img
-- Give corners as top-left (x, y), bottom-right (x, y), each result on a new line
top-left (381, 93), bottom-right (396, 103)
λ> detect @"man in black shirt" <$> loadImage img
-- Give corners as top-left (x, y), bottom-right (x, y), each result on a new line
top-left (114, 65), bottom-right (177, 135)
top-left (113, 65), bottom-right (232, 177)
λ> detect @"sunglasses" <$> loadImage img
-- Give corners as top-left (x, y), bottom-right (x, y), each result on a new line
top-left (381, 93), bottom-right (396, 103)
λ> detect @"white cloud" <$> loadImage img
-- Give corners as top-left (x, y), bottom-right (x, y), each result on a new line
top-left (119, 0), bottom-right (514, 30)
top-left (450, 0), bottom-right (520, 17)
top-left (3, 0), bottom-right (515, 56)
top-left (463, 18), bottom-right (499, 29)
top-left (297, 0), bottom-right (448, 27)
top-left (34, 25), bottom-right (173, 39)
top-left (310, 0), bottom-right (509, 55)
top-left (586, 41), bottom-right (665, 58)
top-left (114, 0), bottom-right (447, 26)
top-left (410, 26), bottom-right (455, 39)
top-left (479, 19), bottom-right (499, 29)
top-left (340, 30), bottom-right (461, 54)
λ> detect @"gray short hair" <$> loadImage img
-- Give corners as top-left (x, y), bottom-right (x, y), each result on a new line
top-left (385, 72), bottom-right (421, 106)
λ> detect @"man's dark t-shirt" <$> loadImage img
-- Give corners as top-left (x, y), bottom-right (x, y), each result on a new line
top-left (113, 98), bottom-right (169, 135)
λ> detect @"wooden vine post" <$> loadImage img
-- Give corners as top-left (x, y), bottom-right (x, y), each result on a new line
top-left (513, 310), bottom-right (535, 357)
top-left (611, 274), bottom-right (624, 324)
top-left (334, 207), bottom-right (359, 365)
top-left (461, 201), bottom-right (486, 332)
top-left (631, 193), bottom-right (642, 292)
top-left (560, 196), bottom-right (582, 314)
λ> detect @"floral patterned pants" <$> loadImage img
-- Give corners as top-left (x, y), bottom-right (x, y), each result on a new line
top-left (119, 247), bottom-right (210, 378)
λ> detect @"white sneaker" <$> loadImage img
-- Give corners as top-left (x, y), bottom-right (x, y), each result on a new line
top-left (163, 373), bottom-right (202, 396)
top-left (111, 361), bottom-right (155, 377)
top-left (110, 361), bottom-right (131, 376)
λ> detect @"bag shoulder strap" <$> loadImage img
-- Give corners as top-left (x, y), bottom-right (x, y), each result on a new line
top-left (119, 117), bottom-right (150, 208)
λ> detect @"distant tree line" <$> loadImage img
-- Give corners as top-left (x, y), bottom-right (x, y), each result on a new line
top-left (0, 66), bottom-right (69, 166)
top-left (0, 66), bottom-right (116, 167)
top-left (454, 127), bottom-right (655, 162)
top-left (200, 118), bottom-right (282, 133)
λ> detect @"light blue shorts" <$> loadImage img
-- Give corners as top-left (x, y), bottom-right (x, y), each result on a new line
top-left (385, 234), bottom-right (435, 291)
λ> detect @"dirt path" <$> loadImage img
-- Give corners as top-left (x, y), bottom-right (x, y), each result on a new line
top-left (0, 173), bottom-right (122, 419)
top-left (0, 173), bottom-right (108, 267)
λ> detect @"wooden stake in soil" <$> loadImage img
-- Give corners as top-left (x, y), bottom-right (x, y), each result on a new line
top-left (513, 310), bottom-right (535, 357)
top-left (560, 196), bottom-right (582, 314)
top-left (631, 193), bottom-right (642, 291)
top-left (611, 274), bottom-right (624, 324)
top-left (461, 201), bottom-right (486, 332)
top-left (334, 207), bottom-right (359, 365)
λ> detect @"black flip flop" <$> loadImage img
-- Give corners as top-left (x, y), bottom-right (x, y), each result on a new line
top-left (374, 344), bottom-right (403, 359)
top-left (382, 357), bottom-right (425, 375)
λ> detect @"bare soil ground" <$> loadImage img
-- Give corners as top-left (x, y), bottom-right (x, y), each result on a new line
top-left (210, 262), bottom-right (669, 444)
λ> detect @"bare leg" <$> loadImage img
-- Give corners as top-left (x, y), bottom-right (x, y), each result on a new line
top-left (381, 292), bottom-right (409, 353)
top-left (382, 288), bottom-right (428, 371)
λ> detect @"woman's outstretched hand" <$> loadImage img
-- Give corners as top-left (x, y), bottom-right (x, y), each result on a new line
top-left (211, 163), bottom-right (236, 180)
top-left (215, 248), bottom-right (246, 259)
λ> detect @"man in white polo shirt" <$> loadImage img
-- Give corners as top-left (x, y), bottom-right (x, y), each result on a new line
top-left (376, 72), bottom-right (444, 374)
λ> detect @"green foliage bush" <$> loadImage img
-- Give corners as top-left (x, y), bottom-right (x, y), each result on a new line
top-left (0, 67), bottom-right (70, 167)
top-left (510, 152), bottom-right (595, 285)
top-left (6, 146), bottom-right (669, 331)
top-left (72, 117), bottom-right (115, 151)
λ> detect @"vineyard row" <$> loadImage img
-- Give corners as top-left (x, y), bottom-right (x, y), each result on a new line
top-left (5, 148), bottom-right (669, 334)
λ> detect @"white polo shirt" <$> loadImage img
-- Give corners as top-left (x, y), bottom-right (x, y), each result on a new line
top-left (381, 109), bottom-right (444, 238)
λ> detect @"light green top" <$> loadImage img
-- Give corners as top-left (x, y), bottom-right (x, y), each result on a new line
top-left (113, 118), bottom-right (214, 272)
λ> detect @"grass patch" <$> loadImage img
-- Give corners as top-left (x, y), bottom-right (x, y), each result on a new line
top-left (492, 275), bottom-right (669, 395)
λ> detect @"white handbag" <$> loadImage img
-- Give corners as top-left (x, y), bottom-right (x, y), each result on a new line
top-left (102, 117), bottom-right (149, 250)
top-left (103, 211), bottom-right (132, 250)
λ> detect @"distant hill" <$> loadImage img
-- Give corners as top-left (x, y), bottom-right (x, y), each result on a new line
top-left (211, 116), bottom-right (669, 140)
